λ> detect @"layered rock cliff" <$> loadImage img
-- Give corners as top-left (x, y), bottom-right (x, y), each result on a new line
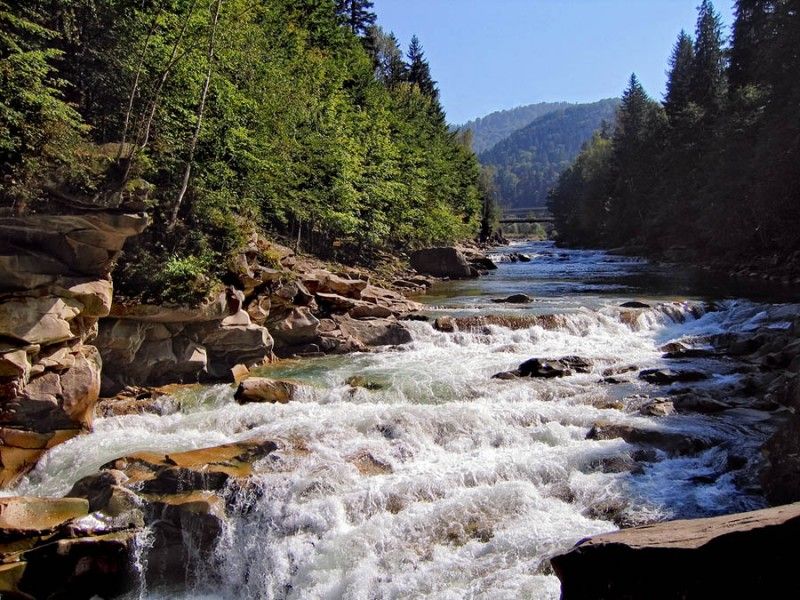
top-left (0, 212), bottom-right (148, 486)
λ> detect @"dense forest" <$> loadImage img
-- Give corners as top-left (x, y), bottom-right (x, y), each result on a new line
top-left (479, 99), bottom-right (619, 209)
top-left (0, 0), bottom-right (486, 302)
top-left (549, 0), bottom-right (800, 267)
top-left (456, 101), bottom-right (570, 154)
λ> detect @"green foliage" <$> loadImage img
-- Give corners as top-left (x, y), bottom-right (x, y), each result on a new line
top-left (480, 99), bottom-right (619, 209)
top-left (0, 0), bottom-right (481, 302)
top-left (549, 0), bottom-right (800, 266)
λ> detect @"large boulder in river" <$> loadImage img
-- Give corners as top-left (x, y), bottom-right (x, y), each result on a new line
top-left (410, 247), bottom-right (475, 279)
top-left (235, 377), bottom-right (298, 404)
top-left (551, 502), bottom-right (800, 600)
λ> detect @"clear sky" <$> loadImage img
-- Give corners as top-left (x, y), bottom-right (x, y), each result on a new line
top-left (372, 0), bottom-right (736, 124)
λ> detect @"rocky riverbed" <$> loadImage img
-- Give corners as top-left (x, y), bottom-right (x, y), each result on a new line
top-left (2, 231), bottom-right (800, 599)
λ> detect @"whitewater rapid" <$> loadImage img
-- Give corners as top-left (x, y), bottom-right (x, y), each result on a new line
top-left (10, 289), bottom-right (791, 599)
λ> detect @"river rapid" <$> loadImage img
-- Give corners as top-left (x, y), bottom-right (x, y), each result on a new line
top-left (9, 241), bottom-right (800, 599)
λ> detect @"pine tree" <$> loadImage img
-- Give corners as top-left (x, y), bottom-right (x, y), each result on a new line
top-left (664, 30), bottom-right (694, 118)
top-left (335, 0), bottom-right (376, 36)
top-left (406, 35), bottom-right (437, 98)
top-left (690, 0), bottom-right (727, 117)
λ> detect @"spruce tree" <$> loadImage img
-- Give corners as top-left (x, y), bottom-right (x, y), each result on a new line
top-left (335, 0), bottom-right (376, 36)
top-left (664, 30), bottom-right (694, 119)
top-left (690, 0), bottom-right (727, 117)
top-left (406, 35), bottom-right (437, 98)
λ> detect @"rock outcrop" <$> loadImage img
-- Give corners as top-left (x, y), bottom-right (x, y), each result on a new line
top-left (97, 288), bottom-right (275, 393)
top-left (552, 502), bottom-right (800, 599)
top-left (0, 212), bottom-right (147, 487)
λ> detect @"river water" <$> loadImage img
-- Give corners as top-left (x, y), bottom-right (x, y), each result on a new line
top-left (10, 241), bottom-right (799, 599)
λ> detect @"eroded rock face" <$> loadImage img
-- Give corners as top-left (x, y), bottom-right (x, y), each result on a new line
top-left (551, 502), bottom-right (800, 600)
top-left (97, 288), bottom-right (275, 393)
top-left (0, 212), bottom-right (148, 487)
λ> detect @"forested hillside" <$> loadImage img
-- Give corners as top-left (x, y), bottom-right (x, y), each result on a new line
top-left (480, 99), bottom-right (618, 208)
top-left (549, 0), bottom-right (800, 269)
top-left (0, 0), bottom-right (484, 302)
top-left (456, 102), bottom-right (569, 154)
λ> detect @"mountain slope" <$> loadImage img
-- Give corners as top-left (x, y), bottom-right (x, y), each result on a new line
top-left (479, 98), bottom-right (619, 208)
top-left (457, 102), bottom-right (570, 154)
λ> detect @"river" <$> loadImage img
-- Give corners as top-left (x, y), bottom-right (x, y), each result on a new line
top-left (9, 241), bottom-right (799, 599)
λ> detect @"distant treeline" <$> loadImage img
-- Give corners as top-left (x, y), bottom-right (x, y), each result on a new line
top-left (549, 0), bottom-right (800, 265)
top-left (0, 0), bottom-right (486, 302)
top-left (480, 99), bottom-right (618, 209)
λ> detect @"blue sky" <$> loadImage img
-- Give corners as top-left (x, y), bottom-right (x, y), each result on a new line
top-left (372, 0), bottom-right (736, 124)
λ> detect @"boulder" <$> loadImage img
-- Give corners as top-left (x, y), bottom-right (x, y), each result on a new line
top-left (551, 503), bottom-right (800, 600)
top-left (434, 316), bottom-right (456, 332)
top-left (639, 368), bottom-right (708, 385)
top-left (586, 420), bottom-right (713, 455)
top-left (491, 293), bottom-right (532, 304)
top-left (306, 270), bottom-right (368, 299)
top-left (234, 377), bottom-right (298, 404)
top-left (469, 256), bottom-right (498, 271)
top-left (334, 315), bottom-right (412, 347)
top-left (269, 306), bottom-right (320, 346)
top-left (620, 301), bottom-right (651, 309)
top-left (0, 296), bottom-right (82, 346)
top-left (493, 356), bottom-right (592, 379)
top-left (410, 247), bottom-right (474, 279)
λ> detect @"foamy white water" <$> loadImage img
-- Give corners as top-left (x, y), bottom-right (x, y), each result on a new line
top-left (7, 243), bottom-right (796, 599)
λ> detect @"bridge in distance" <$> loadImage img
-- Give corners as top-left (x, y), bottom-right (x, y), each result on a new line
top-left (498, 206), bottom-right (553, 224)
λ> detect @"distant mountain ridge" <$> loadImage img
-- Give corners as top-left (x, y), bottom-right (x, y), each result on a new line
top-left (479, 98), bottom-right (619, 208)
top-left (456, 102), bottom-right (570, 154)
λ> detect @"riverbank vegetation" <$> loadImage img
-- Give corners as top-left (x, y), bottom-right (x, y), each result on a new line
top-left (0, 0), bottom-right (485, 302)
top-left (549, 0), bottom-right (800, 270)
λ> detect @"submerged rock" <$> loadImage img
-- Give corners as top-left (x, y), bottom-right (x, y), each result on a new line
top-left (491, 293), bottom-right (532, 304)
top-left (552, 502), bottom-right (800, 600)
top-left (620, 301), bottom-right (651, 309)
top-left (638, 368), bottom-right (708, 385)
top-left (586, 419), bottom-right (713, 455)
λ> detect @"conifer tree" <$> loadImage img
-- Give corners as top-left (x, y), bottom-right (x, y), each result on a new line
top-left (335, 0), bottom-right (376, 36)
top-left (664, 30), bottom-right (694, 119)
top-left (690, 0), bottom-right (727, 117)
top-left (364, 25), bottom-right (405, 85)
top-left (729, 0), bottom-right (774, 89)
top-left (406, 35), bottom-right (437, 98)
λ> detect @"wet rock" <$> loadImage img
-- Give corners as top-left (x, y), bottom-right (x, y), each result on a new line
top-left (602, 364), bottom-right (638, 377)
top-left (494, 356), bottom-right (591, 380)
top-left (638, 368), bottom-right (708, 385)
top-left (551, 502), bottom-right (800, 600)
top-left (334, 315), bottom-right (412, 347)
top-left (234, 377), bottom-right (298, 404)
top-left (433, 316), bottom-right (456, 332)
top-left (620, 301), bottom-right (650, 309)
top-left (762, 415), bottom-right (800, 504)
top-left (469, 256), bottom-right (498, 271)
top-left (410, 247), bottom-right (474, 279)
top-left (672, 394), bottom-right (731, 413)
top-left (346, 375), bottom-right (384, 391)
top-left (348, 451), bottom-right (393, 476)
top-left (95, 385), bottom-right (184, 417)
top-left (586, 420), bottom-right (713, 455)
top-left (639, 400), bottom-right (675, 416)
top-left (104, 439), bottom-right (279, 495)
top-left (491, 293), bottom-right (532, 304)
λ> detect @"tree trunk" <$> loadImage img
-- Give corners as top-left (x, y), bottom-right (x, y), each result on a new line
top-left (167, 0), bottom-right (222, 231)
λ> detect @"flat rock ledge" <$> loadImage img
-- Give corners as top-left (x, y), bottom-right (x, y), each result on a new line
top-left (551, 502), bottom-right (800, 599)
